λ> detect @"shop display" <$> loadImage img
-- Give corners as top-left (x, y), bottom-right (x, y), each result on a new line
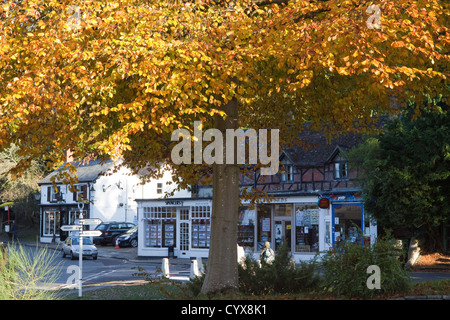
top-left (145, 220), bottom-right (176, 248)
top-left (295, 206), bottom-right (319, 252)
top-left (237, 224), bottom-right (255, 247)
top-left (163, 223), bottom-right (175, 247)
top-left (191, 220), bottom-right (210, 248)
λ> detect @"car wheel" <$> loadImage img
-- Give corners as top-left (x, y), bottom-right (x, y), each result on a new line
top-left (93, 255), bottom-right (98, 260)
top-left (70, 251), bottom-right (75, 260)
top-left (62, 249), bottom-right (66, 258)
top-left (130, 239), bottom-right (138, 248)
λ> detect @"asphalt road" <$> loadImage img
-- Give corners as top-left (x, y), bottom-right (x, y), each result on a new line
top-left (4, 243), bottom-right (191, 295)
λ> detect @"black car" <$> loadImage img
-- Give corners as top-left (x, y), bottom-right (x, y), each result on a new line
top-left (93, 222), bottom-right (136, 246)
top-left (117, 226), bottom-right (138, 247)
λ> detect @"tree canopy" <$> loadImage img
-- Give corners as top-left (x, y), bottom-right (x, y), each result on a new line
top-left (0, 0), bottom-right (449, 294)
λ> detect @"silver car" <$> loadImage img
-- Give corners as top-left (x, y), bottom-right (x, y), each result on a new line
top-left (62, 236), bottom-right (98, 260)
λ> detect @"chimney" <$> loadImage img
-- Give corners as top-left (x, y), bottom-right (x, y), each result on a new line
top-left (65, 149), bottom-right (74, 163)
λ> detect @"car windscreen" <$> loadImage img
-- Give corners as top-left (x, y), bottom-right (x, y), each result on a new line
top-left (72, 238), bottom-right (94, 245)
top-left (125, 226), bottom-right (137, 234)
top-left (95, 224), bottom-right (108, 230)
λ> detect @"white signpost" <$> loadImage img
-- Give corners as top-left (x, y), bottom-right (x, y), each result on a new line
top-left (74, 218), bottom-right (102, 225)
top-left (79, 230), bottom-right (102, 237)
top-left (60, 225), bottom-right (82, 232)
top-left (61, 211), bottom-right (102, 298)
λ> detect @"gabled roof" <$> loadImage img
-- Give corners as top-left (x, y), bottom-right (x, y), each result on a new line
top-left (38, 159), bottom-right (116, 185)
top-left (281, 129), bottom-right (363, 167)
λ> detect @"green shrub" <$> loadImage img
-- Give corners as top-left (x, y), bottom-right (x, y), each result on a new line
top-left (319, 235), bottom-right (411, 299)
top-left (238, 243), bottom-right (321, 295)
top-left (0, 242), bottom-right (62, 300)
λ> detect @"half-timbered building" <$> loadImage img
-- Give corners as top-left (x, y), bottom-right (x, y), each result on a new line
top-left (136, 129), bottom-right (378, 261)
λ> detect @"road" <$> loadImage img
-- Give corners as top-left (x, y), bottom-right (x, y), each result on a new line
top-left (9, 244), bottom-right (191, 295)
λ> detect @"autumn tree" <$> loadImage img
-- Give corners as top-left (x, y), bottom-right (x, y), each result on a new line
top-left (0, 0), bottom-right (448, 295)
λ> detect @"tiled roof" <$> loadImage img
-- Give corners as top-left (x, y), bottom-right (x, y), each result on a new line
top-left (38, 159), bottom-right (115, 185)
top-left (282, 129), bottom-right (363, 166)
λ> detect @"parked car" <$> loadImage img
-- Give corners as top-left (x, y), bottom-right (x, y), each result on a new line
top-left (117, 226), bottom-right (138, 247)
top-left (62, 236), bottom-right (98, 260)
top-left (93, 221), bottom-right (136, 246)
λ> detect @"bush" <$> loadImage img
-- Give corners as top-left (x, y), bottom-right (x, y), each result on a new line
top-left (319, 235), bottom-right (411, 299)
top-left (238, 243), bottom-right (321, 295)
top-left (0, 242), bottom-right (62, 300)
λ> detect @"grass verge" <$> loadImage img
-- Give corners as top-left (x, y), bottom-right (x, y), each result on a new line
top-left (62, 279), bottom-right (450, 300)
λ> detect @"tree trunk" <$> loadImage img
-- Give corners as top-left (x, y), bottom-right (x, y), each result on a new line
top-left (200, 98), bottom-right (240, 296)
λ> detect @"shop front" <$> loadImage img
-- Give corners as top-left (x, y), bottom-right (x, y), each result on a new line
top-left (238, 196), bottom-right (328, 262)
top-left (40, 205), bottom-right (87, 243)
top-left (137, 194), bottom-right (377, 261)
top-left (137, 199), bottom-right (212, 258)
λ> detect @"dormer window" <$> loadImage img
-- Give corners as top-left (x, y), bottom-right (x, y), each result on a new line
top-left (280, 165), bottom-right (294, 182)
top-left (334, 156), bottom-right (348, 179)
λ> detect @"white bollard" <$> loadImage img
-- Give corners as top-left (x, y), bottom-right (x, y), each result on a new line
top-left (197, 257), bottom-right (205, 274)
top-left (190, 259), bottom-right (200, 279)
top-left (237, 244), bottom-right (246, 267)
top-left (162, 257), bottom-right (170, 277)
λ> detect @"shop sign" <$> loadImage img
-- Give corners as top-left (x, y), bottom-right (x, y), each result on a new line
top-left (318, 197), bottom-right (330, 209)
top-left (165, 200), bottom-right (183, 206)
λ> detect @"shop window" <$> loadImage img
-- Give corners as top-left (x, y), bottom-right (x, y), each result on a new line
top-left (43, 210), bottom-right (61, 236)
top-left (257, 206), bottom-right (272, 250)
top-left (294, 205), bottom-right (319, 252)
top-left (191, 206), bottom-right (211, 248)
top-left (144, 207), bottom-right (176, 247)
top-left (68, 210), bottom-right (86, 224)
top-left (238, 207), bottom-right (255, 249)
top-left (333, 205), bottom-right (363, 246)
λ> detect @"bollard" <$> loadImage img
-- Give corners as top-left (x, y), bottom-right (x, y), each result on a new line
top-left (237, 244), bottom-right (246, 267)
top-left (190, 259), bottom-right (200, 279)
top-left (197, 257), bottom-right (204, 274)
top-left (162, 257), bottom-right (170, 277)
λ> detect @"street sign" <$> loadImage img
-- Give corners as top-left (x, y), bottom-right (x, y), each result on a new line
top-left (77, 218), bottom-right (102, 225)
top-left (79, 230), bottom-right (102, 237)
top-left (61, 225), bottom-right (82, 231)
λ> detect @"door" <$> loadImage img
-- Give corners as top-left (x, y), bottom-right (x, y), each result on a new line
top-left (274, 219), bottom-right (292, 251)
top-left (177, 208), bottom-right (190, 258)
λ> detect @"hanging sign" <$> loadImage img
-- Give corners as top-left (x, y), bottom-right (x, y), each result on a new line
top-left (318, 197), bottom-right (330, 209)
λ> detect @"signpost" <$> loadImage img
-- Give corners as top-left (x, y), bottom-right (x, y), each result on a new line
top-left (61, 216), bottom-right (102, 297)
top-left (60, 225), bottom-right (82, 232)
top-left (79, 230), bottom-right (102, 237)
top-left (78, 218), bottom-right (102, 225)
